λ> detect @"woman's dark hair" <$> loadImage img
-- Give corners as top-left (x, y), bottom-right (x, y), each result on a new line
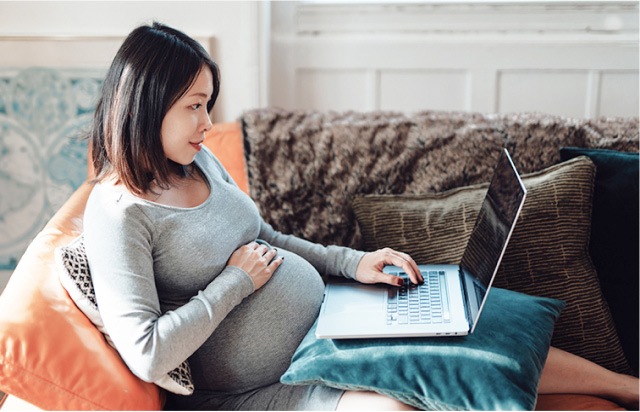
top-left (90, 22), bottom-right (220, 195)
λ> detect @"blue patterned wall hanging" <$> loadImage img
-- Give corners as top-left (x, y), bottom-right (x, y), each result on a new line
top-left (0, 67), bottom-right (104, 270)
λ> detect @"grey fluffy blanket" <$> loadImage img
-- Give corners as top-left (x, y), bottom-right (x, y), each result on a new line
top-left (241, 108), bottom-right (638, 249)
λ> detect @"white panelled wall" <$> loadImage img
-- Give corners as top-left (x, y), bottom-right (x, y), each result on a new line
top-left (270, 1), bottom-right (639, 118)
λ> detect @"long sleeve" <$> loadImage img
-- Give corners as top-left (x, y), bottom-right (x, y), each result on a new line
top-left (258, 220), bottom-right (365, 280)
top-left (84, 194), bottom-right (255, 383)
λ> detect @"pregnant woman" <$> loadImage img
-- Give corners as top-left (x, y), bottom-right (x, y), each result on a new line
top-left (83, 22), bottom-right (638, 411)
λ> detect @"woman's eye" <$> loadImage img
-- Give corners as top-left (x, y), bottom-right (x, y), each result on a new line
top-left (191, 103), bottom-right (202, 111)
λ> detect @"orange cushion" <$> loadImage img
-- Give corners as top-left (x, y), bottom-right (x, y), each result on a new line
top-left (0, 183), bottom-right (164, 410)
top-left (204, 122), bottom-right (249, 194)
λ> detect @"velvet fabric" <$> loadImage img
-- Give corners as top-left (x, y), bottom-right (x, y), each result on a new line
top-left (281, 288), bottom-right (565, 411)
top-left (560, 148), bottom-right (639, 375)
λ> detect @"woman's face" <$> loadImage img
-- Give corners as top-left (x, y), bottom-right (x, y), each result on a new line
top-left (160, 66), bottom-right (214, 166)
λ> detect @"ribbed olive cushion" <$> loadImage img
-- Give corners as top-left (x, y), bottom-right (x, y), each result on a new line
top-left (352, 156), bottom-right (632, 375)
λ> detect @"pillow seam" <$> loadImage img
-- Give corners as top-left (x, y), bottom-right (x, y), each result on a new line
top-left (0, 359), bottom-right (114, 411)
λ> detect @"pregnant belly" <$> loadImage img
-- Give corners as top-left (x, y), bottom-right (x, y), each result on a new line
top-left (188, 248), bottom-right (326, 393)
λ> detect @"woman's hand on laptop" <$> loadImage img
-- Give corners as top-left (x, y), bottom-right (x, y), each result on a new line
top-left (355, 248), bottom-right (423, 286)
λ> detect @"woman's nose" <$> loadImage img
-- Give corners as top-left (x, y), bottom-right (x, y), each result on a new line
top-left (201, 111), bottom-right (213, 132)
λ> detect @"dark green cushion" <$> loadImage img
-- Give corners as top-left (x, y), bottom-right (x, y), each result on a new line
top-left (560, 147), bottom-right (639, 374)
top-left (281, 288), bottom-right (564, 411)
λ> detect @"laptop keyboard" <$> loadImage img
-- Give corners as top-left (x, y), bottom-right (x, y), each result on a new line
top-left (386, 271), bottom-right (451, 325)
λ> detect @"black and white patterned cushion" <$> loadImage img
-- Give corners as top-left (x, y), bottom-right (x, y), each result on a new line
top-left (55, 235), bottom-right (195, 395)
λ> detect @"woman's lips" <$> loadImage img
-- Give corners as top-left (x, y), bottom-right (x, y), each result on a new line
top-left (190, 142), bottom-right (202, 151)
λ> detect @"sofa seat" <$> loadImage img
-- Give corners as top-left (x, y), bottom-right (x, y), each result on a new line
top-left (0, 120), bottom-right (632, 411)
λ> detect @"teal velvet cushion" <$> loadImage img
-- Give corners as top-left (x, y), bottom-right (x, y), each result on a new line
top-left (281, 288), bottom-right (564, 411)
top-left (559, 147), bottom-right (639, 375)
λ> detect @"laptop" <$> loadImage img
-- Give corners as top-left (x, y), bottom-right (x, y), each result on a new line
top-left (316, 148), bottom-right (527, 339)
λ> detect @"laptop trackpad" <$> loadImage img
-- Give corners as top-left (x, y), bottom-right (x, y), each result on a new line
top-left (324, 283), bottom-right (384, 316)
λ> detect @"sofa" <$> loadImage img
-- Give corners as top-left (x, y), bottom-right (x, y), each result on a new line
top-left (0, 109), bottom-right (637, 411)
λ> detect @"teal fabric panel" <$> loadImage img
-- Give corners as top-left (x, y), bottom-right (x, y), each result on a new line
top-left (281, 288), bottom-right (564, 411)
top-left (560, 148), bottom-right (639, 375)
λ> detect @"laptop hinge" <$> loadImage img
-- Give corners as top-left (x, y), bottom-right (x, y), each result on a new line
top-left (459, 269), bottom-right (473, 330)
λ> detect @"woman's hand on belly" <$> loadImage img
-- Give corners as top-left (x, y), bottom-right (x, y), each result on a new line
top-left (190, 248), bottom-right (325, 392)
top-left (227, 241), bottom-right (284, 290)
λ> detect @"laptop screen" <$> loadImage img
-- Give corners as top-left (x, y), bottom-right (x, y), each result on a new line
top-left (459, 149), bottom-right (526, 331)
